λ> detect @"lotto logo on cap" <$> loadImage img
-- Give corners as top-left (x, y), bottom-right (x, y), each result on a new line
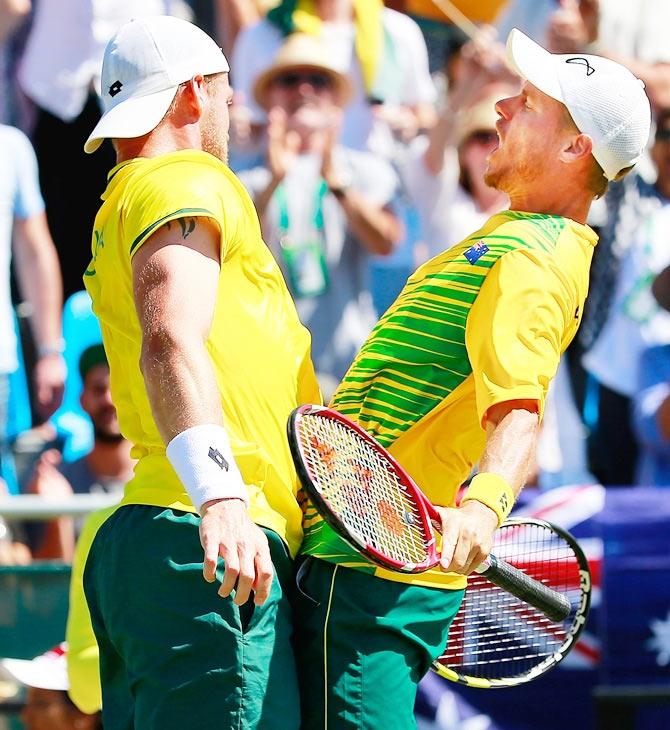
top-left (85, 15), bottom-right (229, 153)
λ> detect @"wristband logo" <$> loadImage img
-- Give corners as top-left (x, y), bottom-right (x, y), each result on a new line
top-left (499, 493), bottom-right (509, 514)
top-left (208, 446), bottom-right (229, 471)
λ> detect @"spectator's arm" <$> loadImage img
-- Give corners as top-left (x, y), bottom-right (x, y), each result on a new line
top-left (605, 58), bottom-right (670, 111)
top-left (0, 509), bottom-right (31, 566)
top-left (423, 30), bottom-right (511, 177)
top-left (633, 347), bottom-right (670, 451)
top-left (13, 211), bottom-right (65, 419)
top-left (215, 0), bottom-right (261, 58)
top-left (252, 108), bottom-right (300, 221)
top-left (13, 211), bottom-right (63, 357)
top-left (25, 450), bottom-right (75, 561)
top-left (547, 0), bottom-right (670, 109)
top-left (423, 111), bottom-right (457, 177)
top-left (329, 192), bottom-right (402, 255)
top-left (321, 128), bottom-right (402, 255)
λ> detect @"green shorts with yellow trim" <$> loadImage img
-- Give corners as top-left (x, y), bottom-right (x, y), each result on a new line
top-left (293, 556), bottom-right (464, 730)
top-left (83, 504), bottom-right (300, 730)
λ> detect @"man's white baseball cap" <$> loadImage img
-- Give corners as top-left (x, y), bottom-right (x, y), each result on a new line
top-left (0, 643), bottom-right (69, 691)
top-left (84, 15), bottom-right (229, 154)
top-left (506, 28), bottom-right (652, 180)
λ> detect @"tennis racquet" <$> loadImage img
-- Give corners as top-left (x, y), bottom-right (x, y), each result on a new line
top-left (288, 405), bottom-right (589, 633)
top-left (433, 517), bottom-right (591, 687)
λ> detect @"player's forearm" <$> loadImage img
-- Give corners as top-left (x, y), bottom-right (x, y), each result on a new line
top-left (140, 332), bottom-right (224, 444)
top-left (478, 406), bottom-right (540, 497)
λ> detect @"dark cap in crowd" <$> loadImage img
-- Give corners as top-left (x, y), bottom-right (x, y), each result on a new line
top-left (78, 344), bottom-right (108, 380)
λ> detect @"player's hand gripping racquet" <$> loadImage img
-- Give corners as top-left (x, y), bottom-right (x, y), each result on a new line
top-left (432, 517), bottom-right (591, 687)
top-left (288, 405), bottom-right (588, 630)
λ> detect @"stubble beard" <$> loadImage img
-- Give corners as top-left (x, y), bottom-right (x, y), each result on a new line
top-left (484, 160), bottom-right (507, 191)
top-left (201, 109), bottom-right (229, 165)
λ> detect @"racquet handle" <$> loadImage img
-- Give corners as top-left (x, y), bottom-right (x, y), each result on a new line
top-left (423, 498), bottom-right (571, 622)
top-left (475, 554), bottom-right (572, 622)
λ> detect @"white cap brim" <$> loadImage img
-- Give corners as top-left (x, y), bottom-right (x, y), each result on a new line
top-left (1, 657), bottom-right (69, 691)
top-left (84, 85), bottom-right (179, 153)
top-left (506, 29), bottom-right (564, 103)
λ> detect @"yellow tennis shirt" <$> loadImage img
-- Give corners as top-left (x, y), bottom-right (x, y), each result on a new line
top-left (84, 150), bottom-right (321, 558)
top-left (302, 211), bottom-right (597, 588)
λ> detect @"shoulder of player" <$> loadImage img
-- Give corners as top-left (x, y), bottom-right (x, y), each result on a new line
top-left (488, 212), bottom-right (595, 257)
top-left (125, 151), bottom-right (239, 199)
top-left (145, 149), bottom-right (228, 176)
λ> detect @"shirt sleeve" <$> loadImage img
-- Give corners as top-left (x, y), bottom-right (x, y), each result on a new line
top-left (10, 127), bottom-right (45, 219)
top-left (123, 159), bottom-right (228, 262)
top-left (466, 248), bottom-right (573, 427)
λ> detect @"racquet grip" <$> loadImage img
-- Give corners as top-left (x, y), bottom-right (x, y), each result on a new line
top-left (477, 554), bottom-right (572, 622)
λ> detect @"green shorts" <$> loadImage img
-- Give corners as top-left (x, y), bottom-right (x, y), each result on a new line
top-left (83, 504), bottom-right (300, 730)
top-left (293, 557), bottom-right (464, 730)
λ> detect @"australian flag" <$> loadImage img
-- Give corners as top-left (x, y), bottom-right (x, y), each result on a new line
top-left (416, 484), bottom-right (670, 729)
top-left (464, 241), bottom-right (489, 265)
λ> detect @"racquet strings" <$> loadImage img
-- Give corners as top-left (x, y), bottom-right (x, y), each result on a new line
top-left (297, 412), bottom-right (432, 566)
top-left (438, 521), bottom-right (583, 680)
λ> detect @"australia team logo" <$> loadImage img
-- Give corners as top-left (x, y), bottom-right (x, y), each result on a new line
top-left (464, 241), bottom-right (489, 265)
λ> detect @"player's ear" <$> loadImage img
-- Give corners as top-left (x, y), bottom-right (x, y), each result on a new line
top-left (176, 75), bottom-right (207, 122)
top-left (560, 132), bottom-right (593, 165)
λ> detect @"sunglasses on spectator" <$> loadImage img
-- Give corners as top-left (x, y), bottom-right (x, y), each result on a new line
top-left (274, 71), bottom-right (333, 90)
top-left (466, 130), bottom-right (498, 145)
top-left (655, 128), bottom-right (670, 143)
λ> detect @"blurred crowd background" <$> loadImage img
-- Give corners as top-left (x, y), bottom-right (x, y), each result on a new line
top-left (0, 1), bottom-right (670, 728)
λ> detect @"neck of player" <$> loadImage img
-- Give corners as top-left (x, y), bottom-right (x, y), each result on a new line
top-left (507, 183), bottom-right (593, 225)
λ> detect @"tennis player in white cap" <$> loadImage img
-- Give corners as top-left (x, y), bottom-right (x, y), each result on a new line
top-left (80, 14), bottom-right (320, 730)
top-left (292, 28), bottom-right (653, 729)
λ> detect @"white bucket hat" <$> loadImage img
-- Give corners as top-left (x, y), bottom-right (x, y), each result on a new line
top-left (84, 15), bottom-right (229, 153)
top-left (0, 643), bottom-right (69, 691)
top-left (506, 28), bottom-right (652, 180)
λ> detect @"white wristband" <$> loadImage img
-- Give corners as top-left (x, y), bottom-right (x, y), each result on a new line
top-left (166, 424), bottom-right (249, 512)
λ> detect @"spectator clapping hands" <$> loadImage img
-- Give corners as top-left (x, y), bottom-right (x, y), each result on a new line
top-left (546, 0), bottom-right (599, 54)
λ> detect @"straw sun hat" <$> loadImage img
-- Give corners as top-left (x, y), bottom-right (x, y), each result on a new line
top-left (253, 33), bottom-right (352, 110)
